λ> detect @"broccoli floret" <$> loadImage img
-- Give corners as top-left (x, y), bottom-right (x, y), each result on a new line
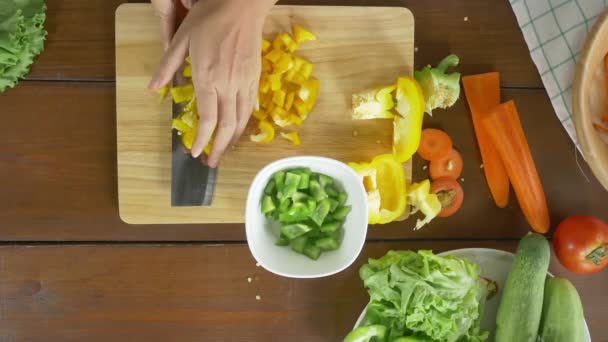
top-left (414, 54), bottom-right (461, 115)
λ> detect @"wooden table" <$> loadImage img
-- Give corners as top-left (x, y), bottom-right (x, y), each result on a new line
top-left (0, 0), bottom-right (606, 340)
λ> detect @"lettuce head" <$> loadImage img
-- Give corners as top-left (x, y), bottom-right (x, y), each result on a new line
top-left (0, 0), bottom-right (47, 92)
top-left (358, 250), bottom-right (489, 342)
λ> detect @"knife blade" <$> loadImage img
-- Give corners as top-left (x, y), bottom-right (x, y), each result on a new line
top-left (171, 95), bottom-right (218, 207)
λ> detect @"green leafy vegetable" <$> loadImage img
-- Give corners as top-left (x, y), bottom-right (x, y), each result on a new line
top-left (414, 54), bottom-right (461, 115)
top-left (0, 0), bottom-right (47, 92)
top-left (354, 250), bottom-right (489, 342)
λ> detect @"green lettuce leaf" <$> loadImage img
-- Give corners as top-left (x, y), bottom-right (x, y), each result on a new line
top-left (357, 250), bottom-right (489, 342)
top-left (0, 0), bottom-right (47, 92)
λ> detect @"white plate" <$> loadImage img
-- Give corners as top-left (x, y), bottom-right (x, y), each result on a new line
top-left (354, 248), bottom-right (591, 341)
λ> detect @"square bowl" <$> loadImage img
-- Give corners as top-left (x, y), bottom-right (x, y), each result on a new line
top-left (245, 156), bottom-right (368, 278)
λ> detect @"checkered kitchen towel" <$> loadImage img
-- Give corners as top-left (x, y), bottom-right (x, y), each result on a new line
top-left (509, 0), bottom-right (607, 146)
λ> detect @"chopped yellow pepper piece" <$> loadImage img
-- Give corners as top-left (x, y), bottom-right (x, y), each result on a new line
top-left (263, 49), bottom-right (283, 63)
top-left (352, 84), bottom-right (396, 119)
top-left (273, 53), bottom-right (294, 74)
top-left (288, 113), bottom-right (303, 126)
top-left (407, 179), bottom-right (441, 230)
top-left (280, 131), bottom-right (301, 145)
top-left (268, 73), bottom-right (282, 91)
top-left (185, 56), bottom-right (191, 64)
top-left (292, 24), bottom-right (317, 43)
top-left (253, 110), bottom-right (268, 120)
top-left (261, 39), bottom-right (271, 53)
top-left (250, 119), bottom-right (275, 143)
top-left (261, 59), bottom-right (272, 73)
top-left (349, 154), bottom-right (406, 224)
top-left (272, 89), bottom-right (286, 107)
top-left (183, 64), bottom-right (192, 77)
top-left (272, 33), bottom-right (297, 53)
top-left (158, 85), bottom-right (169, 102)
top-left (393, 76), bottom-right (425, 162)
top-left (285, 91), bottom-right (295, 111)
top-left (170, 84), bottom-right (195, 103)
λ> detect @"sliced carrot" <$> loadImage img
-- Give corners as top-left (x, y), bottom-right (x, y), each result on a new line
top-left (417, 128), bottom-right (453, 161)
top-left (482, 100), bottom-right (550, 233)
top-left (593, 122), bottom-right (608, 133)
top-left (462, 72), bottom-right (510, 208)
top-left (430, 177), bottom-right (464, 218)
top-left (429, 149), bottom-right (463, 180)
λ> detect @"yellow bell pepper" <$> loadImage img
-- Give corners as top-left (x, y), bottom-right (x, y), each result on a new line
top-left (261, 39), bottom-right (271, 53)
top-left (352, 84), bottom-right (396, 120)
top-left (285, 91), bottom-right (295, 111)
top-left (349, 154), bottom-right (406, 224)
top-left (393, 76), bottom-right (425, 162)
top-left (182, 64), bottom-right (192, 77)
top-left (158, 85), bottom-right (169, 102)
top-left (272, 89), bottom-right (286, 107)
top-left (273, 53), bottom-right (294, 74)
top-left (263, 49), bottom-right (283, 63)
top-left (250, 119), bottom-right (275, 143)
top-left (268, 73), bottom-right (282, 91)
top-left (292, 24), bottom-right (317, 43)
top-left (407, 179), bottom-right (441, 230)
top-left (170, 84), bottom-right (194, 103)
top-left (272, 33), bottom-right (297, 53)
top-left (280, 131), bottom-right (301, 145)
top-left (185, 56), bottom-right (191, 64)
top-left (252, 110), bottom-right (268, 120)
top-left (288, 113), bottom-right (303, 126)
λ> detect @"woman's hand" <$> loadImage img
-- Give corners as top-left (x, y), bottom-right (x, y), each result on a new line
top-left (149, 0), bottom-right (276, 168)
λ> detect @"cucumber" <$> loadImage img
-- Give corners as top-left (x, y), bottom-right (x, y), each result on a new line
top-left (538, 277), bottom-right (585, 342)
top-left (495, 233), bottom-right (550, 342)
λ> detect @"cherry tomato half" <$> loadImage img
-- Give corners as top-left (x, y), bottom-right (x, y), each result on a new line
top-left (429, 149), bottom-right (463, 180)
top-left (430, 177), bottom-right (464, 217)
top-left (553, 215), bottom-right (608, 274)
top-left (418, 128), bottom-right (453, 161)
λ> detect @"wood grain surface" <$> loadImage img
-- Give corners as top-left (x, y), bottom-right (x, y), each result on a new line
top-left (116, 4), bottom-right (414, 224)
top-left (25, 0), bottom-right (541, 88)
top-left (1, 83), bottom-right (607, 240)
top-left (0, 241), bottom-right (606, 342)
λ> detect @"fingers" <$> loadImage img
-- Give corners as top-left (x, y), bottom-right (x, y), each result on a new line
top-left (180, 0), bottom-right (197, 10)
top-left (231, 88), bottom-right (252, 146)
top-left (190, 85), bottom-right (218, 159)
top-left (207, 92), bottom-right (237, 168)
top-left (148, 22), bottom-right (189, 91)
top-left (151, 0), bottom-right (176, 50)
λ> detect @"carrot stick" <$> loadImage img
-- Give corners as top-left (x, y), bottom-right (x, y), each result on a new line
top-left (482, 100), bottom-right (550, 233)
top-left (462, 72), bottom-right (510, 208)
top-left (594, 122), bottom-right (608, 133)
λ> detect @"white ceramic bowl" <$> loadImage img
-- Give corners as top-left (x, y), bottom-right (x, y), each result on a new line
top-left (245, 156), bottom-right (368, 278)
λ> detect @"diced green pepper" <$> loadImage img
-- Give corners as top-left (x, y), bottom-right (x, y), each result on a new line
top-left (315, 237), bottom-right (339, 251)
top-left (307, 229), bottom-right (324, 239)
top-left (279, 198), bottom-right (292, 213)
top-left (280, 223), bottom-right (313, 240)
top-left (318, 174), bottom-right (333, 188)
top-left (311, 198), bottom-right (331, 226)
top-left (261, 195), bottom-right (276, 214)
top-left (303, 243), bottom-right (322, 260)
top-left (332, 205), bottom-right (351, 220)
top-left (291, 235), bottom-right (308, 253)
top-left (275, 234), bottom-right (290, 246)
top-left (292, 191), bottom-right (310, 203)
top-left (325, 227), bottom-right (343, 241)
top-left (325, 184), bottom-right (339, 198)
top-left (309, 180), bottom-right (327, 201)
top-left (298, 172), bottom-right (310, 190)
top-left (279, 202), bottom-right (310, 223)
top-left (283, 172), bottom-right (302, 198)
top-left (273, 171), bottom-right (285, 192)
top-left (264, 179), bottom-right (276, 195)
top-left (320, 221), bottom-right (341, 233)
top-left (328, 198), bottom-right (339, 212)
top-left (337, 192), bottom-right (347, 206)
top-left (306, 199), bottom-right (317, 214)
top-left (343, 325), bottom-right (387, 342)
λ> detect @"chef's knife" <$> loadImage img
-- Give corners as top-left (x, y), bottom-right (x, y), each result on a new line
top-left (171, 98), bottom-right (218, 207)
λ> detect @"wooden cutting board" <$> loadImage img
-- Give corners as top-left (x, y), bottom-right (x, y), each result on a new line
top-left (116, 4), bottom-right (414, 224)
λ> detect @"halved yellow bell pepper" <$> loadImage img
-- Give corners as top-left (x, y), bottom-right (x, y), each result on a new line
top-left (349, 154), bottom-right (406, 224)
top-left (250, 119), bottom-right (275, 143)
top-left (280, 131), bottom-right (301, 145)
top-left (292, 25), bottom-right (316, 43)
top-left (407, 179), bottom-right (441, 230)
top-left (393, 76), bottom-right (425, 162)
top-left (352, 84), bottom-right (396, 120)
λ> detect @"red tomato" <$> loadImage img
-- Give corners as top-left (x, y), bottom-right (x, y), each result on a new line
top-left (418, 129), bottom-right (453, 161)
top-left (430, 177), bottom-right (464, 217)
top-left (553, 215), bottom-right (608, 274)
top-left (429, 149), bottom-right (463, 180)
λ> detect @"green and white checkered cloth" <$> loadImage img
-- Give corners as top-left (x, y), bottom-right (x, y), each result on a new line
top-left (510, 0), bottom-right (607, 146)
